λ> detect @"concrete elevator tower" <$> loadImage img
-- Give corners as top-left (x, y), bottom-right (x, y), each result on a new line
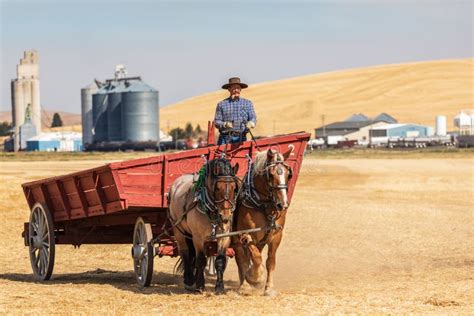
top-left (11, 50), bottom-right (41, 151)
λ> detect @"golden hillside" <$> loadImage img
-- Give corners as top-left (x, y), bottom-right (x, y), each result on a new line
top-left (160, 59), bottom-right (473, 137)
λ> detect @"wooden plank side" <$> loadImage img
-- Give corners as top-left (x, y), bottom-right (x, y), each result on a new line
top-left (56, 180), bottom-right (72, 220)
top-left (93, 172), bottom-right (107, 214)
top-left (161, 156), bottom-right (167, 207)
top-left (74, 176), bottom-right (89, 217)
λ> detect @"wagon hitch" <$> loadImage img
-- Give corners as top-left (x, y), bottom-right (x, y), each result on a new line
top-left (207, 224), bottom-right (281, 241)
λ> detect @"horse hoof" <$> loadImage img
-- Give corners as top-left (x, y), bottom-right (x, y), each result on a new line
top-left (195, 287), bottom-right (205, 294)
top-left (184, 283), bottom-right (195, 292)
top-left (264, 288), bottom-right (278, 297)
top-left (238, 283), bottom-right (253, 295)
top-left (245, 273), bottom-right (263, 286)
top-left (215, 288), bottom-right (225, 295)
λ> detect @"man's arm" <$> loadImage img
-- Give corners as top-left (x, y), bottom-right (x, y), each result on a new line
top-left (247, 100), bottom-right (257, 126)
top-left (214, 102), bottom-right (224, 129)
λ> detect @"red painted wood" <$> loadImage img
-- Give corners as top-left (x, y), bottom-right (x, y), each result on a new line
top-left (56, 180), bottom-right (72, 220)
top-left (93, 172), bottom-right (107, 214)
top-left (21, 132), bottom-right (310, 226)
top-left (74, 177), bottom-right (89, 217)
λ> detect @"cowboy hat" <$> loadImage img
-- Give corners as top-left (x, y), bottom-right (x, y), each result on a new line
top-left (221, 77), bottom-right (248, 89)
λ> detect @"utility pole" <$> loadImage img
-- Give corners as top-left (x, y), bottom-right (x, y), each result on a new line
top-left (321, 114), bottom-right (326, 137)
top-left (174, 130), bottom-right (177, 149)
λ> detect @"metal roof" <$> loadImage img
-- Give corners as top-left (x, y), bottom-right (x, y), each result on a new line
top-left (345, 113), bottom-right (369, 122)
top-left (122, 80), bottom-right (157, 93)
top-left (315, 120), bottom-right (378, 131)
top-left (373, 112), bottom-right (398, 123)
top-left (28, 132), bottom-right (82, 141)
top-left (370, 124), bottom-right (407, 130)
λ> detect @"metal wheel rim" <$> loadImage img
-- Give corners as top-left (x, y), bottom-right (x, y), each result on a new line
top-left (28, 203), bottom-right (55, 280)
top-left (132, 217), bottom-right (153, 287)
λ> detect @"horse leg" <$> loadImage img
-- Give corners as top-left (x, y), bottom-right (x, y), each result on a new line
top-left (264, 232), bottom-right (282, 297)
top-left (245, 242), bottom-right (264, 286)
top-left (234, 243), bottom-right (250, 288)
top-left (183, 236), bottom-right (196, 290)
top-left (214, 253), bottom-right (227, 294)
top-left (194, 250), bottom-right (207, 293)
top-left (175, 231), bottom-right (195, 291)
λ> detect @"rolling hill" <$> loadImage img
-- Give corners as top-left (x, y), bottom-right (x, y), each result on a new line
top-left (160, 59), bottom-right (473, 137)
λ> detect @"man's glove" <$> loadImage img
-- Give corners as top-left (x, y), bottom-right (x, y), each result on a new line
top-left (223, 121), bottom-right (233, 128)
top-left (246, 121), bottom-right (256, 129)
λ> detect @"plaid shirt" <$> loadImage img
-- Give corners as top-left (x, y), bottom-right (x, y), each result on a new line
top-left (214, 97), bottom-right (257, 132)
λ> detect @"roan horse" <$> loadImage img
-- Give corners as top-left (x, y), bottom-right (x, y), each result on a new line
top-left (169, 157), bottom-right (240, 294)
top-left (233, 148), bottom-right (293, 296)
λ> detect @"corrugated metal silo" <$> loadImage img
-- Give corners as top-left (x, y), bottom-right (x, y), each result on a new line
top-left (92, 85), bottom-right (109, 142)
top-left (121, 80), bottom-right (159, 142)
top-left (106, 81), bottom-right (124, 141)
top-left (81, 82), bottom-right (98, 146)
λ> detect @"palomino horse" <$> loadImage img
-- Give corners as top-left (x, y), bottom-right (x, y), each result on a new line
top-left (233, 148), bottom-right (293, 296)
top-left (169, 157), bottom-right (239, 294)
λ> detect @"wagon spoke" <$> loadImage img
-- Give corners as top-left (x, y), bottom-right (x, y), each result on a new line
top-left (139, 225), bottom-right (145, 245)
top-left (42, 215), bottom-right (47, 234)
top-left (31, 212), bottom-right (39, 233)
top-left (37, 251), bottom-right (43, 274)
top-left (37, 210), bottom-right (43, 233)
top-left (141, 258), bottom-right (147, 279)
top-left (33, 250), bottom-right (40, 266)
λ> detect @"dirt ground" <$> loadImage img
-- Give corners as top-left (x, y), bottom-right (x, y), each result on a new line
top-left (0, 156), bottom-right (473, 314)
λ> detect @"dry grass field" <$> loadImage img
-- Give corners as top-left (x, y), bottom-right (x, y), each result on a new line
top-left (0, 152), bottom-right (472, 314)
top-left (160, 59), bottom-right (474, 136)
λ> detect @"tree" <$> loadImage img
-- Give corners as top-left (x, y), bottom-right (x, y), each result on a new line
top-left (51, 113), bottom-right (63, 128)
top-left (0, 121), bottom-right (13, 136)
top-left (170, 127), bottom-right (185, 141)
top-left (184, 122), bottom-right (193, 138)
top-left (195, 124), bottom-right (202, 135)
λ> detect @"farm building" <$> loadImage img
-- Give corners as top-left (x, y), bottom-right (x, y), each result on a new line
top-left (314, 113), bottom-right (398, 145)
top-left (369, 124), bottom-right (434, 144)
top-left (26, 132), bottom-right (82, 152)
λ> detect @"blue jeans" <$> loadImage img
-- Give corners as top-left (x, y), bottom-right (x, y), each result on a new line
top-left (217, 133), bottom-right (246, 145)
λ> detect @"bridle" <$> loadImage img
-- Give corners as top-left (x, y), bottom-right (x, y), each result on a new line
top-left (263, 160), bottom-right (293, 196)
top-left (196, 158), bottom-right (241, 225)
top-left (241, 155), bottom-right (292, 211)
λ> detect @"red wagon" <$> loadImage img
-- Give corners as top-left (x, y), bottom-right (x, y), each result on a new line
top-left (22, 128), bottom-right (310, 286)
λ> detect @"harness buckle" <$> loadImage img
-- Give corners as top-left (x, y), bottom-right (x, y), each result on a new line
top-left (210, 223), bottom-right (218, 239)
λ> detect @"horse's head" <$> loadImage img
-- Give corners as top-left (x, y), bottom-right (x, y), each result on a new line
top-left (205, 158), bottom-right (240, 224)
top-left (255, 148), bottom-right (293, 211)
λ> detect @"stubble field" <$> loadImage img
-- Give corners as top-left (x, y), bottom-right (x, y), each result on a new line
top-left (0, 153), bottom-right (473, 314)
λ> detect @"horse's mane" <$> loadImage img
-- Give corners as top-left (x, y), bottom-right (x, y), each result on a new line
top-left (253, 150), bottom-right (284, 175)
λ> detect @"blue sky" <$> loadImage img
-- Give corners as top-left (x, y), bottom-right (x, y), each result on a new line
top-left (0, 0), bottom-right (472, 113)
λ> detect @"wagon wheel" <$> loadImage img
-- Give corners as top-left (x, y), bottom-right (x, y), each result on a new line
top-left (28, 203), bottom-right (55, 281)
top-left (132, 217), bottom-right (154, 287)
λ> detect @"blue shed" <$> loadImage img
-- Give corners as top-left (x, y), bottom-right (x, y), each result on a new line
top-left (26, 132), bottom-right (83, 152)
top-left (370, 124), bottom-right (432, 138)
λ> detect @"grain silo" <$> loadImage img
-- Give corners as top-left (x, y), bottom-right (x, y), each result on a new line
top-left (85, 65), bottom-right (159, 151)
top-left (92, 85), bottom-right (109, 143)
top-left (11, 50), bottom-right (41, 151)
top-left (121, 80), bottom-right (159, 142)
top-left (81, 82), bottom-right (99, 146)
top-left (106, 81), bottom-right (125, 141)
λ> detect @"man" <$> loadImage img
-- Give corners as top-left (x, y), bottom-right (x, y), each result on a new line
top-left (214, 77), bottom-right (257, 145)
